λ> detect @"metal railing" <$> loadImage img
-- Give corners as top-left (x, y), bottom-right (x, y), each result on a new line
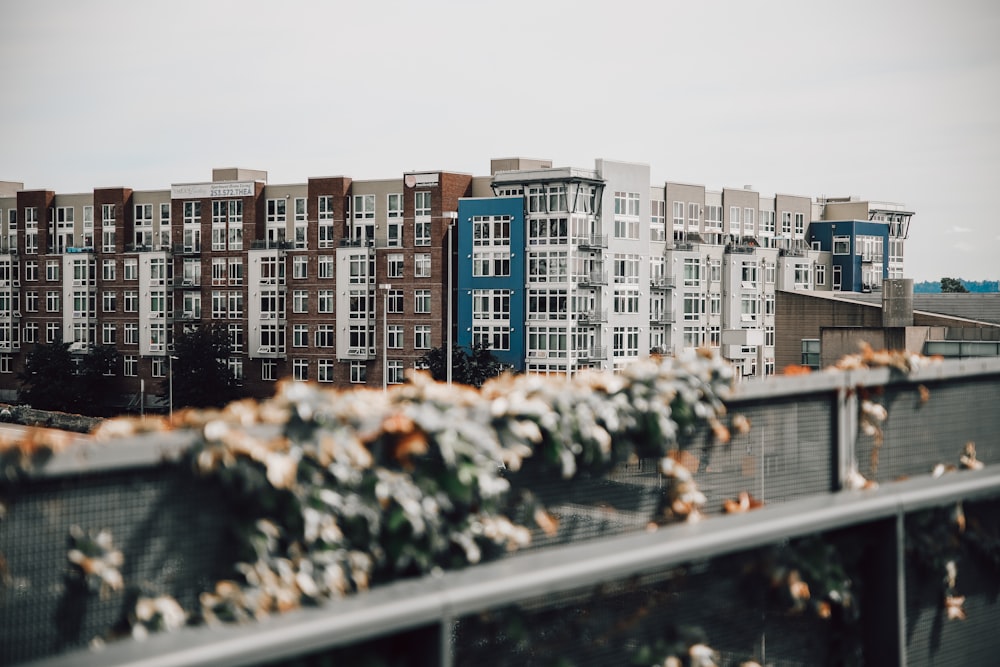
top-left (6, 356), bottom-right (1000, 666)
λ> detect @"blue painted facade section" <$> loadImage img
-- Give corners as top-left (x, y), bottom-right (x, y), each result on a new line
top-left (456, 196), bottom-right (526, 371)
top-left (808, 220), bottom-right (889, 292)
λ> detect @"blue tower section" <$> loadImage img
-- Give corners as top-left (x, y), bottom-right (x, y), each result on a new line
top-left (808, 220), bottom-right (889, 292)
top-left (456, 196), bottom-right (526, 372)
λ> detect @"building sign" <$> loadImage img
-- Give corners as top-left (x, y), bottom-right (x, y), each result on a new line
top-left (403, 173), bottom-right (439, 188)
top-left (171, 181), bottom-right (256, 199)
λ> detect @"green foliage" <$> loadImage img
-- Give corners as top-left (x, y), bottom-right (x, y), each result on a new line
top-left (417, 341), bottom-right (509, 388)
top-left (163, 324), bottom-right (240, 409)
top-left (940, 277), bottom-right (969, 293)
top-left (17, 342), bottom-right (119, 415)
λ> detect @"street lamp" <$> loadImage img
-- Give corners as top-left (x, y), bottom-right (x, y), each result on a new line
top-left (379, 283), bottom-right (392, 392)
top-left (443, 211), bottom-right (458, 385)
top-left (168, 354), bottom-right (179, 419)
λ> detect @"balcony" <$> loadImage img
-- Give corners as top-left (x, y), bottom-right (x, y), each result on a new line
top-left (577, 270), bottom-right (608, 287)
top-left (576, 234), bottom-right (608, 250)
top-left (650, 276), bottom-right (675, 290)
top-left (650, 312), bottom-right (675, 325)
top-left (576, 309), bottom-right (608, 324)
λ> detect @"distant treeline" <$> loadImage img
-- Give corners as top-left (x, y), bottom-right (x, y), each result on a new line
top-left (913, 279), bottom-right (1000, 293)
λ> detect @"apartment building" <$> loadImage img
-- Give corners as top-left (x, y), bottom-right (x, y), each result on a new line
top-left (0, 160), bottom-right (913, 408)
top-left (0, 168), bottom-right (473, 407)
top-left (457, 160), bottom-right (857, 379)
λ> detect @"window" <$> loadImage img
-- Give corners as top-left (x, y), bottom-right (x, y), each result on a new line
top-left (833, 236), bottom-right (851, 255)
top-left (683, 258), bottom-right (701, 287)
top-left (124, 258), bottom-right (138, 280)
top-left (613, 254), bottom-right (640, 284)
top-left (765, 325), bottom-right (775, 347)
top-left (350, 361), bottom-right (367, 384)
top-left (46, 260), bottom-right (59, 282)
top-left (46, 291), bottom-right (60, 312)
top-left (801, 339), bottom-right (821, 369)
top-left (293, 359), bottom-right (308, 381)
top-left (388, 325), bottom-right (403, 349)
top-left (414, 290), bottom-right (431, 314)
top-left (672, 202), bottom-right (685, 229)
top-left (833, 265), bottom-right (842, 291)
top-left (46, 322), bottom-right (59, 343)
top-left (527, 325), bottom-right (567, 358)
top-left (293, 290), bottom-right (308, 313)
top-left (709, 259), bottom-right (721, 283)
top-left (24, 323), bottom-right (38, 344)
top-left (613, 289), bottom-right (640, 314)
top-left (353, 194), bottom-right (375, 219)
top-left (388, 289), bottom-right (403, 313)
top-left (229, 324), bottom-right (243, 353)
top-left (682, 326), bottom-right (704, 348)
top-left (228, 291), bottom-right (243, 318)
top-left (318, 290), bottom-right (334, 313)
top-left (744, 208), bottom-right (755, 235)
top-left (705, 205), bottom-right (723, 230)
top-left (741, 263), bottom-right (758, 288)
top-left (781, 211), bottom-right (792, 235)
top-left (262, 361), bottom-right (276, 382)
top-left (414, 253), bottom-right (431, 278)
top-left (318, 359), bottom-right (334, 383)
top-left (527, 289), bottom-right (566, 320)
top-left (794, 212), bottom-right (805, 236)
top-left (794, 264), bottom-right (811, 289)
top-left (740, 295), bottom-right (759, 323)
top-left (25, 291), bottom-right (38, 312)
top-left (293, 325), bottom-right (309, 347)
top-left (765, 262), bottom-right (775, 284)
top-left (124, 323), bottom-right (138, 345)
top-left (683, 295), bottom-right (704, 321)
top-left (414, 219), bottom-right (431, 246)
top-left (388, 254), bottom-right (404, 278)
top-left (414, 191), bottom-right (431, 218)
top-left (387, 193), bottom-right (403, 219)
top-left (294, 198), bottom-right (308, 249)
top-left (318, 255), bottom-right (334, 279)
top-left (759, 210), bottom-right (775, 235)
top-left (316, 325), bottom-right (335, 348)
top-left (267, 199), bottom-right (286, 223)
top-left (528, 251), bottom-right (567, 282)
top-left (528, 217), bottom-right (568, 245)
top-left (414, 325), bottom-right (431, 349)
top-left (765, 293), bottom-right (775, 315)
top-left (103, 291), bottom-right (116, 312)
top-left (473, 250), bottom-right (510, 277)
top-left (387, 360), bottom-right (404, 384)
top-left (710, 293), bottom-right (721, 316)
top-left (293, 255), bottom-right (308, 279)
top-left (124, 355), bottom-right (138, 377)
top-left (102, 259), bottom-right (116, 281)
top-left (816, 264), bottom-right (826, 286)
top-left (229, 258), bottom-right (243, 285)
top-left (729, 206), bottom-right (741, 235)
top-left (612, 326), bottom-right (640, 358)
top-left (317, 196), bottom-right (335, 248)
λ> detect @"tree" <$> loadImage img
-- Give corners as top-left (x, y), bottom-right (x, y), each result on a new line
top-left (17, 342), bottom-right (119, 415)
top-left (940, 277), bottom-right (969, 293)
top-left (163, 324), bottom-right (240, 409)
top-left (18, 341), bottom-right (79, 411)
top-left (417, 341), bottom-right (509, 388)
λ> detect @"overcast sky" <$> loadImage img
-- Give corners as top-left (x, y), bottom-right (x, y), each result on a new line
top-left (2, 0), bottom-right (998, 282)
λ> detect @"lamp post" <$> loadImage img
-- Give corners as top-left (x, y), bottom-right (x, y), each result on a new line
top-left (379, 283), bottom-right (391, 392)
top-left (443, 211), bottom-right (458, 385)
top-left (168, 354), bottom-right (178, 419)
